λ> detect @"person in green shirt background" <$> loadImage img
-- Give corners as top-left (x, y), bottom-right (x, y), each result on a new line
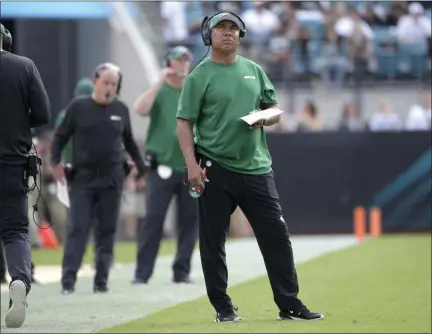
top-left (132, 46), bottom-right (198, 285)
top-left (54, 78), bottom-right (94, 164)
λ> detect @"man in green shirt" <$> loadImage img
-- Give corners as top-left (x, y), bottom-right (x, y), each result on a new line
top-left (177, 12), bottom-right (324, 323)
top-left (54, 78), bottom-right (94, 164)
top-left (133, 46), bottom-right (198, 284)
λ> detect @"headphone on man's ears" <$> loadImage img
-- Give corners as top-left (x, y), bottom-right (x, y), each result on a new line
top-left (165, 51), bottom-right (172, 67)
top-left (3, 28), bottom-right (12, 52)
top-left (200, 12), bottom-right (247, 46)
top-left (93, 63), bottom-right (123, 95)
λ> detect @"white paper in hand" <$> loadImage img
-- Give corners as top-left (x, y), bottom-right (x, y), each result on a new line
top-left (240, 109), bottom-right (284, 126)
top-left (56, 180), bottom-right (70, 208)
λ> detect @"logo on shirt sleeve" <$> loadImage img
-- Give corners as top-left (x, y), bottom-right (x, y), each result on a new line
top-left (178, 105), bottom-right (182, 111)
top-left (244, 75), bottom-right (256, 80)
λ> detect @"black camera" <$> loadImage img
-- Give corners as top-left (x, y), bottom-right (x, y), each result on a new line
top-left (26, 154), bottom-right (41, 179)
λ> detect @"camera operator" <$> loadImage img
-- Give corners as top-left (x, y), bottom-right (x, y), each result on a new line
top-left (51, 63), bottom-right (146, 295)
top-left (0, 23), bottom-right (51, 328)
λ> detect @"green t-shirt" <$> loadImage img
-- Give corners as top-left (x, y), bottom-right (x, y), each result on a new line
top-left (145, 83), bottom-right (185, 172)
top-left (177, 56), bottom-right (278, 175)
top-left (54, 109), bottom-right (73, 164)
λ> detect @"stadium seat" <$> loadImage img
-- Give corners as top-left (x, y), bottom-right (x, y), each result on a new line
top-left (372, 26), bottom-right (397, 44)
top-left (307, 40), bottom-right (324, 74)
top-left (376, 53), bottom-right (398, 79)
top-left (300, 20), bottom-right (325, 40)
top-left (397, 42), bottom-right (429, 77)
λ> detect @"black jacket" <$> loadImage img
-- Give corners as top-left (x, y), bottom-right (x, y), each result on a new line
top-left (51, 96), bottom-right (146, 177)
top-left (0, 51), bottom-right (51, 164)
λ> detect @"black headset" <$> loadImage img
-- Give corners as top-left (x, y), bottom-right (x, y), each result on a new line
top-left (93, 62), bottom-right (123, 95)
top-left (3, 28), bottom-right (12, 52)
top-left (165, 51), bottom-right (172, 67)
top-left (200, 12), bottom-right (247, 46)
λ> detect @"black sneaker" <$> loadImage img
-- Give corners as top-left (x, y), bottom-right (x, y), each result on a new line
top-left (216, 306), bottom-right (242, 323)
top-left (173, 277), bottom-right (193, 284)
top-left (131, 278), bottom-right (148, 285)
top-left (277, 306), bottom-right (324, 321)
top-left (61, 288), bottom-right (75, 295)
top-left (93, 286), bottom-right (109, 294)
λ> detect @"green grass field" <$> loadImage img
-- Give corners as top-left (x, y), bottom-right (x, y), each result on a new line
top-left (101, 235), bottom-right (431, 333)
top-left (31, 239), bottom-right (179, 266)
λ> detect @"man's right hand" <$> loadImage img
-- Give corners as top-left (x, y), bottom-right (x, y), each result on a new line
top-left (187, 162), bottom-right (209, 188)
top-left (160, 67), bottom-right (178, 81)
top-left (52, 164), bottom-right (65, 183)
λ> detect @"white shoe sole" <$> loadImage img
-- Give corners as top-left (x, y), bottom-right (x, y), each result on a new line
top-left (5, 280), bottom-right (27, 328)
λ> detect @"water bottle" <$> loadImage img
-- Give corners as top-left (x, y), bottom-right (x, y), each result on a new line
top-left (189, 181), bottom-right (205, 198)
top-left (189, 167), bottom-right (206, 198)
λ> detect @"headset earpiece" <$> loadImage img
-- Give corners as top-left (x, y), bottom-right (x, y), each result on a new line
top-left (201, 16), bottom-right (211, 46)
top-left (165, 52), bottom-right (172, 67)
top-left (117, 73), bottom-right (122, 95)
top-left (3, 28), bottom-right (13, 52)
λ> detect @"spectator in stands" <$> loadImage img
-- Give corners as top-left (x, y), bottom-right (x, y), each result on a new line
top-left (338, 102), bottom-right (364, 132)
top-left (406, 92), bottom-right (432, 131)
top-left (242, 1), bottom-right (280, 61)
top-left (362, 3), bottom-right (386, 26)
top-left (396, 2), bottom-right (431, 44)
top-left (217, 1), bottom-right (240, 13)
top-left (296, 101), bottom-right (324, 132)
top-left (295, 25), bottom-right (312, 74)
top-left (335, 7), bottom-right (375, 78)
top-left (160, 2), bottom-right (189, 47)
top-left (276, 4), bottom-right (312, 75)
top-left (385, 2), bottom-right (407, 26)
top-left (315, 28), bottom-right (348, 90)
top-left (369, 100), bottom-right (402, 131)
top-left (266, 19), bottom-right (292, 80)
top-left (323, 3), bottom-right (344, 37)
top-left (186, 2), bottom-right (217, 64)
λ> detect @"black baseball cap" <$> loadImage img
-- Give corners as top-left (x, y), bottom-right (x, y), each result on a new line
top-left (209, 12), bottom-right (243, 30)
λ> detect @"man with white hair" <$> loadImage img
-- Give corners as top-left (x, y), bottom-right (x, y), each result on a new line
top-left (396, 2), bottom-right (431, 44)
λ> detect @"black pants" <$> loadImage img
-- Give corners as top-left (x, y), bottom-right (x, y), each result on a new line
top-left (198, 156), bottom-right (302, 313)
top-left (0, 163), bottom-right (32, 291)
top-left (0, 243), bottom-right (35, 282)
top-left (61, 170), bottom-right (123, 289)
top-left (135, 169), bottom-right (198, 281)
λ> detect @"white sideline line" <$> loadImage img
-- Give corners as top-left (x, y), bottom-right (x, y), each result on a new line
top-left (1, 265), bottom-right (124, 293)
top-left (1, 236), bottom-right (358, 333)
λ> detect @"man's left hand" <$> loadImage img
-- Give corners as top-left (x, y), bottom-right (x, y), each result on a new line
top-left (248, 110), bottom-right (265, 130)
